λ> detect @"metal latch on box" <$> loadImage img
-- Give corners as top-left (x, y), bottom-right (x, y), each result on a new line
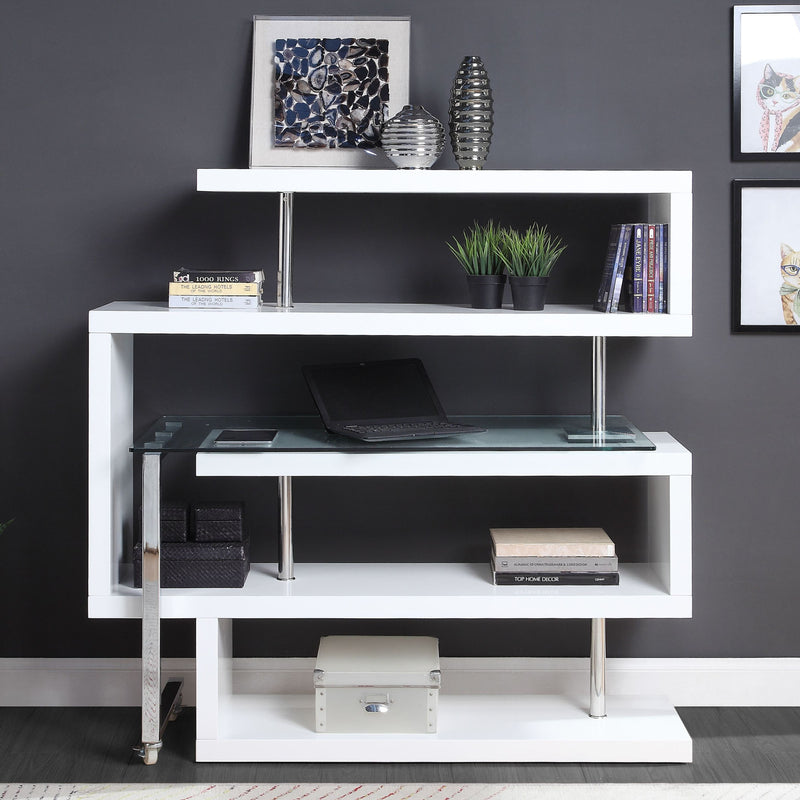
top-left (361, 693), bottom-right (391, 713)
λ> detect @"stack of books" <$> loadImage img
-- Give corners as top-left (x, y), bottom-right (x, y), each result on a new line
top-left (594, 223), bottom-right (668, 314)
top-left (168, 269), bottom-right (265, 310)
top-left (490, 527), bottom-right (619, 585)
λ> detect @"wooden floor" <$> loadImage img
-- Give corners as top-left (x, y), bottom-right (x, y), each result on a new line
top-left (0, 707), bottom-right (799, 784)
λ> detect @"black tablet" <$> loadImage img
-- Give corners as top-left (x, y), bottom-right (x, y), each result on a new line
top-left (212, 428), bottom-right (278, 447)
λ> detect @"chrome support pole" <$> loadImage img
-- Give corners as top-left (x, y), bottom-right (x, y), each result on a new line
top-left (278, 476), bottom-right (294, 580)
top-left (135, 451), bottom-right (184, 765)
top-left (589, 617), bottom-right (607, 718)
top-left (141, 452), bottom-right (162, 755)
top-left (277, 191), bottom-right (294, 308)
top-left (591, 336), bottom-right (606, 437)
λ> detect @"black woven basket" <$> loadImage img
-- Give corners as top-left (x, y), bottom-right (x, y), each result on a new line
top-left (193, 501), bottom-right (244, 542)
top-left (132, 539), bottom-right (250, 588)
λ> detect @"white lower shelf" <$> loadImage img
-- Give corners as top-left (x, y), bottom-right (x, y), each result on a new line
top-left (90, 562), bottom-right (691, 620)
top-left (197, 692), bottom-right (691, 763)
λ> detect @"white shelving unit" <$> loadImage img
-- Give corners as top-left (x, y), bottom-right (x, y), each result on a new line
top-left (88, 168), bottom-right (693, 764)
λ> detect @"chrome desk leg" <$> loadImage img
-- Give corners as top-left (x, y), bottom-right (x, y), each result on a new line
top-left (589, 617), bottom-right (607, 718)
top-left (139, 451), bottom-right (163, 764)
top-left (278, 476), bottom-right (294, 580)
top-left (277, 191), bottom-right (294, 309)
top-left (592, 336), bottom-right (606, 437)
top-left (135, 452), bottom-right (184, 766)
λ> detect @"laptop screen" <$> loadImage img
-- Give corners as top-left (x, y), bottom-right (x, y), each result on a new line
top-left (303, 359), bottom-right (445, 424)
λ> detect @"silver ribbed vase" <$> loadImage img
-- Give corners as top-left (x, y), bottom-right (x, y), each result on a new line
top-left (449, 56), bottom-right (493, 170)
top-left (380, 105), bottom-right (445, 169)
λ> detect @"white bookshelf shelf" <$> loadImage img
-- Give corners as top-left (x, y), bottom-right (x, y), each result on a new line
top-left (197, 692), bottom-right (691, 763)
top-left (197, 167), bottom-right (691, 196)
top-left (90, 301), bottom-right (692, 338)
top-left (90, 562), bottom-right (691, 621)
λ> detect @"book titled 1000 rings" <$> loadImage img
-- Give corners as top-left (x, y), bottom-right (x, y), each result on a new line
top-left (168, 269), bottom-right (264, 310)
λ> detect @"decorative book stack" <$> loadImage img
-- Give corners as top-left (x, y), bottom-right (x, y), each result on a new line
top-left (594, 223), bottom-right (668, 314)
top-left (168, 269), bottom-right (265, 310)
top-left (489, 527), bottom-right (619, 585)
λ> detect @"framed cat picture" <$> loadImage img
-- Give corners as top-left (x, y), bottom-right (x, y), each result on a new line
top-left (733, 180), bottom-right (800, 331)
top-left (733, 5), bottom-right (800, 159)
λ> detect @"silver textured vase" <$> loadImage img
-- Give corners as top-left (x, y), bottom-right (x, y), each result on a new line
top-left (380, 105), bottom-right (446, 169)
top-left (449, 56), bottom-right (493, 170)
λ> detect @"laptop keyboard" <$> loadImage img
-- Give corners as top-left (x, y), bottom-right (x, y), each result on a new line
top-left (343, 421), bottom-right (469, 435)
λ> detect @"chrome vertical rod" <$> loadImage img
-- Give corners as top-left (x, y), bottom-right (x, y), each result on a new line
top-left (141, 452), bottom-right (162, 748)
top-left (278, 476), bottom-right (294, 580)
top-left (277, 191), bottom-right (294, 308)
top-left (589, 617), bottom-right (607, 718)
top-left (591, 336), bottom-right (606, 436)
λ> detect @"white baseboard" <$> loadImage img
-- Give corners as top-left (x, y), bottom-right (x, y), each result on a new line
top-left (1, 657), bottom-right (798, 708)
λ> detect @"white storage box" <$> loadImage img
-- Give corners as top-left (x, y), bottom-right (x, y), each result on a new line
top-left (314, 635), bottom-right (440, 733)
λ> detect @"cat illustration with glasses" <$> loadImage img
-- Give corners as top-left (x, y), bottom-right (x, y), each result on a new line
top-left (779, 244), bottom-right (800, 325)
top-left (757, 64), bottom-right (800, 152)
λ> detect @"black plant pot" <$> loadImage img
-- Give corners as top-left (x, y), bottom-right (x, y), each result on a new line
top-left (466, 274), bottom-right (506, 309)
top-left (509, 275), bottom-right (549, 311)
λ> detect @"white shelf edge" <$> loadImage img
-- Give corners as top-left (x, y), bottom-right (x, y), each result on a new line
top-left (89, 562), bottom-right (692, 620)
top-left (196, 693), bottom-right (692, 763)
top-left (89, 301), bottom-right (692, 337)
top-left (194, 432), bottom-right (691, 478)
top-left (196, 168), bottom-right (692, 195)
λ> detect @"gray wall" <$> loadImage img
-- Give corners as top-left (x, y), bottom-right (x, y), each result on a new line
top-left (2, 0), bottom-right (798, 659)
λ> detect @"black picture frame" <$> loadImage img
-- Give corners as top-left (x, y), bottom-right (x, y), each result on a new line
top-left (733, 179), bottom-right (800, 331)
top-left (733, 5), bottom-right (800, 160)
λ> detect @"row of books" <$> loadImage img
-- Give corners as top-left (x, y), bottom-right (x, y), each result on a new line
top-left (594, 223), bottom-right (669, 314)
top-left (168, 269), bottom-right (264, 309)
top-left (490, 527), bottom-right (619, 586)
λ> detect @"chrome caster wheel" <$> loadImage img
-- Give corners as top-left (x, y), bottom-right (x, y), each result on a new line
top-left (134, 741), bottom-right (162, 765)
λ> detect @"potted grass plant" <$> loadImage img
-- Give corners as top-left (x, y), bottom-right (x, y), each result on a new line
top-left (496, 223), bottom-right (567, 310)
top-left (447, 220), bottom-right (507, 308)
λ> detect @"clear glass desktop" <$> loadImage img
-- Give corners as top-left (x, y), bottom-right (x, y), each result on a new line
top-left (131, 415), bottom-right (655, 453)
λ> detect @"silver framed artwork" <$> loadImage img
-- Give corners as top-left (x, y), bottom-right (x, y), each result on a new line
top-left (733, 180), bottom-right (800, 331)
top-left (250, 16), bottom-right (410, 167)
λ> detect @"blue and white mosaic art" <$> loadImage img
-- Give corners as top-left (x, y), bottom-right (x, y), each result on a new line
top-left (274, 37), bottom-right (389, 148)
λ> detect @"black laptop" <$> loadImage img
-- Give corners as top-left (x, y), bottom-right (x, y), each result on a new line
top-left (302, 358), bottom-right (486, 442)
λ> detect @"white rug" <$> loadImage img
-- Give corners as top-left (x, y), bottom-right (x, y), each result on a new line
top-left (2, 786), bottom-right (800, 800)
